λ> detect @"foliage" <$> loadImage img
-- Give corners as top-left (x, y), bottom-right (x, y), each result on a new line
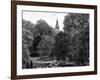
top-left (63, 13), bottom-right (89, 36)
top-left (29, 19), bottom-right (56, 57)
top-left (32, 19), bottom-right (56, 37)
top-left (53, 31), bottom-right (70, 61)
top-left (22, 19), bottom-right (34, 68)
top-left (63, 13), bottom-right (89, 65)
top-left (37, 35), bottom-right (55, 56)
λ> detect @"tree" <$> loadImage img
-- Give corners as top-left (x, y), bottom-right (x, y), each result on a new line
top-left (63, 13), bottom-right (89, 36)
top-left (63, 13), bottom-right (89, 65)
top-left (33, 19), bottom-right (56, 37)
top-left (53, 31), bottom-right (70, 61)
top-left (37, 35), bottom-right (55, 57)
top-left (22, 19), bottom-right (34, 34)
top-left (29, 19), bottom-right (56, 57)
top-left (22, 20), bottom-right (34, 68)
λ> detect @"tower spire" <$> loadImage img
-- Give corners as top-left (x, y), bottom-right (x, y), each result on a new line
top-left (55, 18), bottom-right (59, 33)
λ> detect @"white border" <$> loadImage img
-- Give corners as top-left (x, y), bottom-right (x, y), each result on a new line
top-left (17, 5), bottom-right (94, 75)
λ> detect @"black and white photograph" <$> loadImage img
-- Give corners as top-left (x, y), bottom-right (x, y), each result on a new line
top-left (11, 1), bottom-right (97, 79)
top-left (22, 11), bottom-right (89, 69)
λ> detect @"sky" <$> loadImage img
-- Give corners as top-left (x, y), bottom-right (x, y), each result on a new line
top-left (22, 11), bottom-right (68, 31)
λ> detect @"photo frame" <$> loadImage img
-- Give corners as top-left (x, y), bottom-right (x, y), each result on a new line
top-left (11, 1), bottom-right (97, 80)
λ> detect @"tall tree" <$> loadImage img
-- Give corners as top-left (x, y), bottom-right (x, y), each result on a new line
top-left (22, 20), bottom-right (34, 68)
top-left (63, 13), bottom-right (89, 65)
top-left (29, 19), bottom-right (56, 57)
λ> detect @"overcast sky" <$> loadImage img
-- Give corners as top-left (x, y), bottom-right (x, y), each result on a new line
top-left (23, 11), bottom-right (68, 31)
